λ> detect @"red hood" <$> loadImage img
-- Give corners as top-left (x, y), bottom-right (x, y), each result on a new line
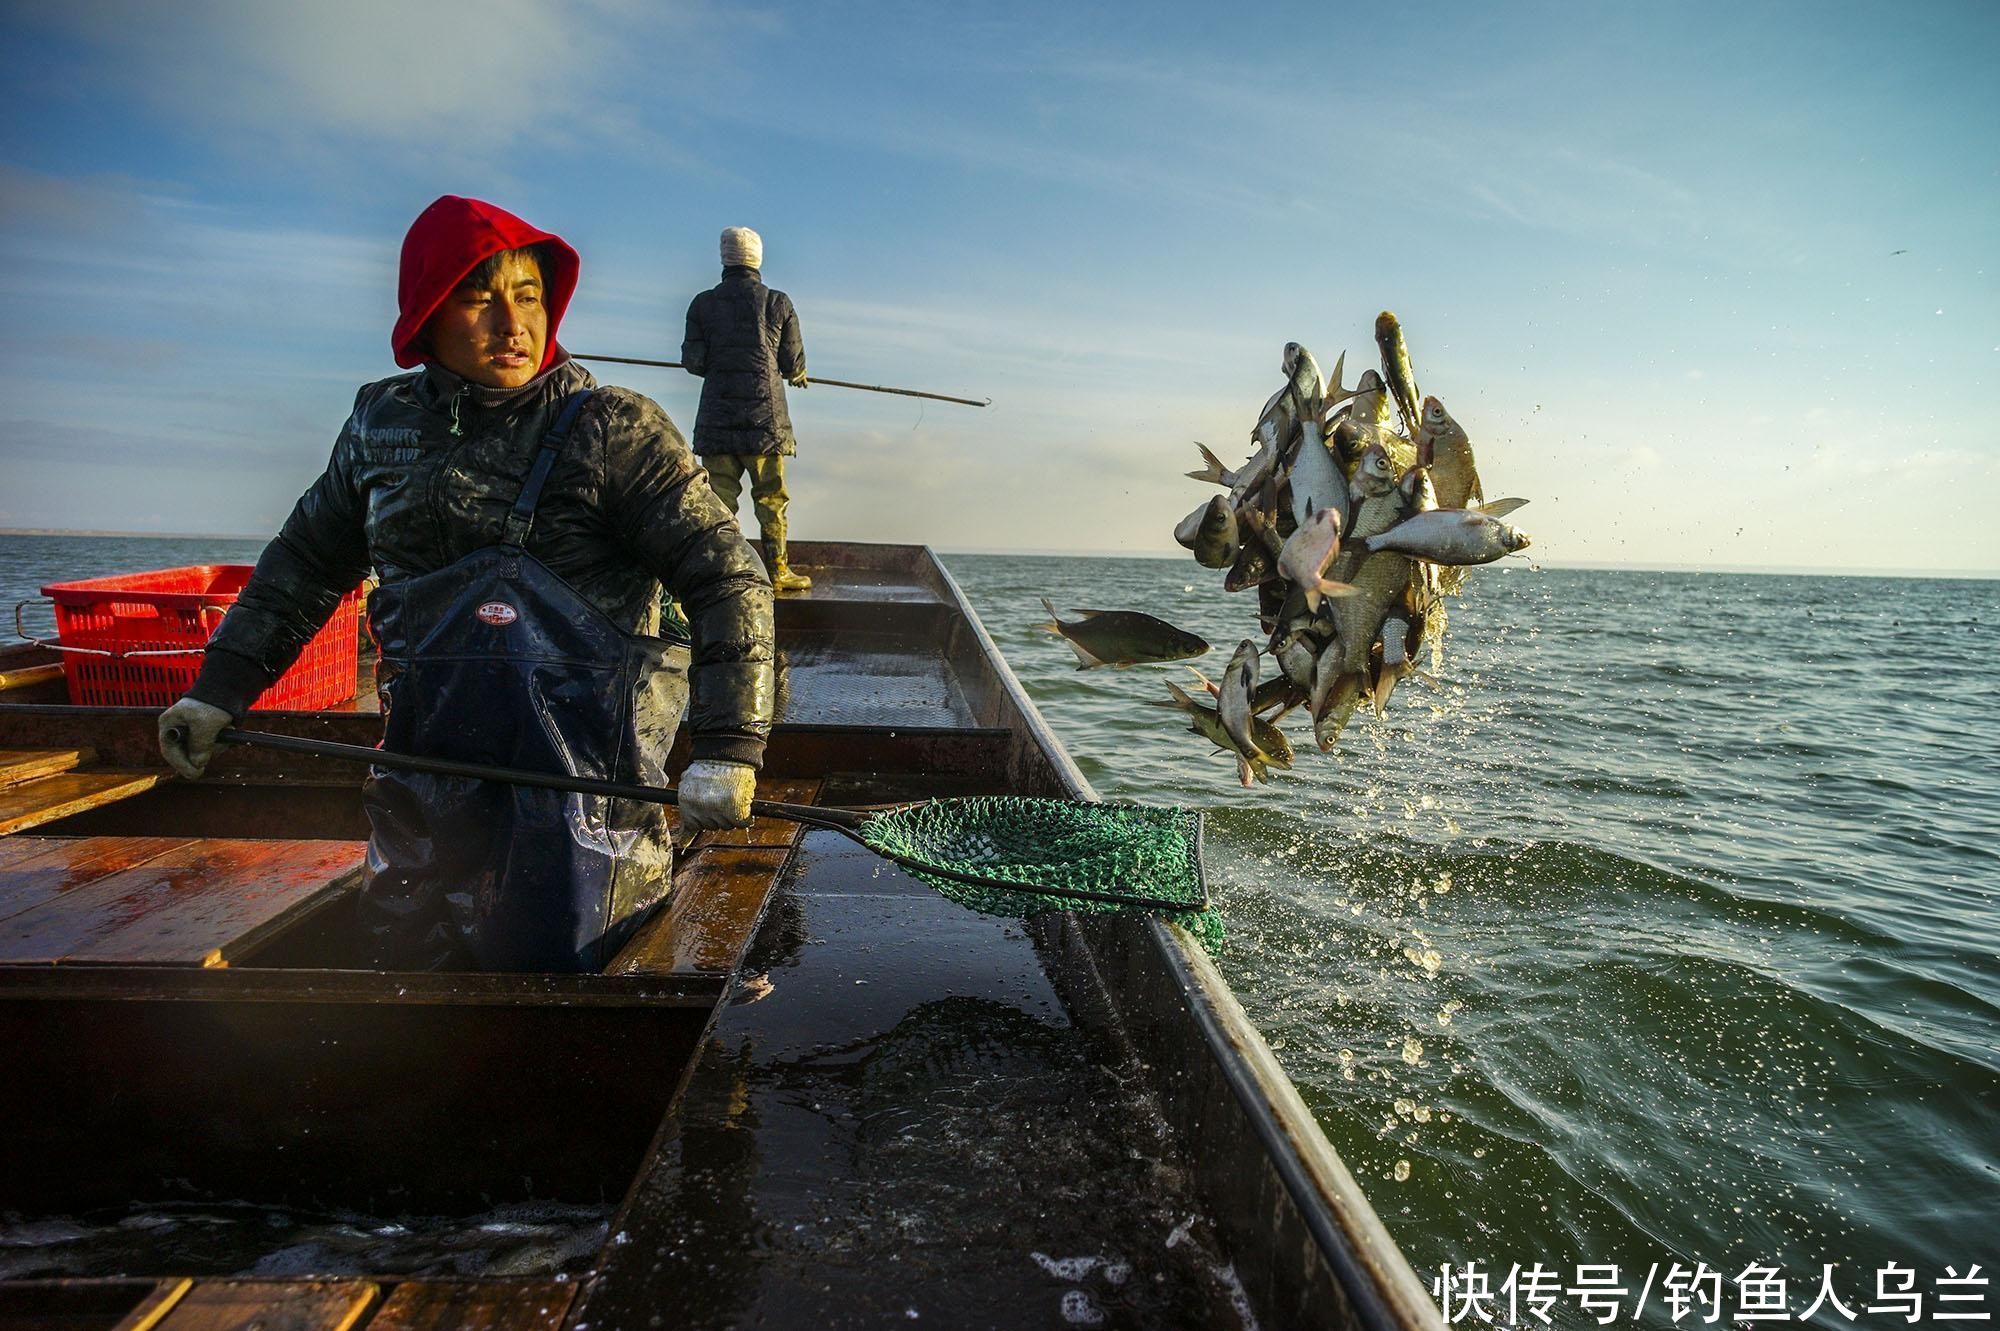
top-left (392, 195), bottom-right (579, 371)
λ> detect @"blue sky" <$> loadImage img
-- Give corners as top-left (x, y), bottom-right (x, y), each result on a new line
top-left (2, 0), bottom-right (1996, 573)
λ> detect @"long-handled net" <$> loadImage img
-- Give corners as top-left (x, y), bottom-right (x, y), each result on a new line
top-left (203, 731), bottom-right (1217, 934)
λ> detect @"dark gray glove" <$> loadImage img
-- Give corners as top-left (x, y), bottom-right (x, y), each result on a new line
top-left (158, 696), bottom-right (234, 780)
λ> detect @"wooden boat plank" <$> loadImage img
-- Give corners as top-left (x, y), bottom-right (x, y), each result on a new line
top-left (0, 839), bottom-right (361, 966)
top-left (611, 846), bottom-right (791, 976)
top-left (364, 1280), bottom-right (574, 1331)
top-left (0, 770), bottom-right (161, 837)
top-left (113, 1276), bottom-right (194, 1331)
top-left (0, 662), bottom-right (65, 695)
top-left (0, 747), bottom-right (94, 787)
top-left (150, 1279), bottom-right (377, 1331)
top-left (0, 835), bottom-right (196, 925)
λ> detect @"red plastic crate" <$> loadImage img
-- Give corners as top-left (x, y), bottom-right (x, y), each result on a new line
top-left (37, 565), bottom-right (361, 710)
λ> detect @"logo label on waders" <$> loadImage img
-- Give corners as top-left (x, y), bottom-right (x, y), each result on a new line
top-left (476, 601), bottom-right (519, 626)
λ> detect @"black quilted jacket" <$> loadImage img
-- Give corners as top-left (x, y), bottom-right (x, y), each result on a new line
top-left (189, 357), bottom-right (775, 767)
top-left (681, 266), bottom-right (805, 456)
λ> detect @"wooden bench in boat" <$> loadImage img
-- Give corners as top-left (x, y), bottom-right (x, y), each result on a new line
top-left (0, 746), bottom-right (162, 837)
top-left (613, 776), bottom-right (820, 977)
top-left (0, 836), bottom-right (362, 967)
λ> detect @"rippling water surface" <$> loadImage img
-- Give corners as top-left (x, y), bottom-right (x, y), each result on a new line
top-left (945, 552), bottom-right (1999, 1294)
top-left (4, 536), bottom-right (1995, 1298)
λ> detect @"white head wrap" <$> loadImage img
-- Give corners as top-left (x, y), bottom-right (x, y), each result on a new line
top-left (720, 226), bottom-right (763, 269)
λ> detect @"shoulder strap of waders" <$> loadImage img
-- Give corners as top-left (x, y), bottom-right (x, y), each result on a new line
top-left (503, 389), bottom-right (594, 547)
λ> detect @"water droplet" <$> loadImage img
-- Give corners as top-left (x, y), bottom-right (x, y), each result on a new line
top-left (1402, 1038), bottom-right (1424, 1065)
top-left (1394, 1159), bottom-right (1412, 1182)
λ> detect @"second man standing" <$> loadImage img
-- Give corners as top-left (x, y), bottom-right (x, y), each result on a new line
top-left (683, 226), bottom-right (812, 593)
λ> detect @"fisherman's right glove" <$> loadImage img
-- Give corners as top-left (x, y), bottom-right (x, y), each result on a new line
top-left (679, 758), bottom-right (757, 830)
top-left (158, 696), bottom-right (235, 781)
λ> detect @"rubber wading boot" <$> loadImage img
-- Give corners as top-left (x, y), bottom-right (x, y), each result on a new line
top-left (763, 535), bottom-right (812, 593)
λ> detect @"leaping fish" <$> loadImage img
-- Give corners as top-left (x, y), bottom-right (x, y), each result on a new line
top-left (1359, 500), bottom-right (1532, 566)
top-left (1038, 599), bottom-right (1210, 669)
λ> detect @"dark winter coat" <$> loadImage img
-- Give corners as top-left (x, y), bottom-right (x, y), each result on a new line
top-left (682, 266), bottom-right (805, 457)
top-left (189, 357), bottom-right (776, 768)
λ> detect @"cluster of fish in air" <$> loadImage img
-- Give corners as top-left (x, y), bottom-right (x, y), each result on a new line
top-left (1041, 313), bottom-right (1530, 787)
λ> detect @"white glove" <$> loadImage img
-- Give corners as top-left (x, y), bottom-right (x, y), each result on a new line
top-left (678, 758), bottom-right (756, 830)
top-left (788, 372), bottom-right (809, 389)
top-left (158, 696), bottom-right (235, 780)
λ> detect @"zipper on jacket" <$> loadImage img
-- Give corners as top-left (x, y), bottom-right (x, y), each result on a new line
top-left (448, 384), bottom-right (468, 437)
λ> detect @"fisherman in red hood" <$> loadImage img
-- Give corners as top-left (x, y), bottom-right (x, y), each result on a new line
top-left (158, 196), bottom-right (776, 972)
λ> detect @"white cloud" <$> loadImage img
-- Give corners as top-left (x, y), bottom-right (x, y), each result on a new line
top-left (29, 0), bottom-right (718, 170)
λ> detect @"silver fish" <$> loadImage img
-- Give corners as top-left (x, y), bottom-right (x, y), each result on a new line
top-left (1276, 502), bottom-right (1354, 613)
top-left (1271, 628), bottom-right (1319, 690)
top-left (1188, 667), bottom-right (1297, 766)
top-left (1156, 680), bottom-right (1272, 785)
top-left (1310, 657), bottom-right (1363, 752)
top-left (1253, 343), bottom-right (1325, 458)
top-left (1361, 502), bottom-right (1532, 565)
top-left (1218, 639), bottom-right (1271, 785)
top-left (1287, 414), bottom-right (1351, 531)
top-left (1348, 440), bottom-right (1399, 502)
top-left (1372, 610), bottom-right (1413, 717)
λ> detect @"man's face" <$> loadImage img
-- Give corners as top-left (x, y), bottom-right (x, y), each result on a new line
top-left (426, 250), bottom-right (548, 389)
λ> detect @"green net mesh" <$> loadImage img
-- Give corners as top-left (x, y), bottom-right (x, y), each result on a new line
top-left (855, 797), bottom-right (1222, 945)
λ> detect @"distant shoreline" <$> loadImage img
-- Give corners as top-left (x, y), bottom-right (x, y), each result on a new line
top-left (2, 530), bottom-right (1993, 582)
top-left (0, 528), bottom-right (268, 541)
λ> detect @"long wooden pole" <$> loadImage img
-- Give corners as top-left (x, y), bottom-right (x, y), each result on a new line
top-left (574, 353), bottom-right (989, 408)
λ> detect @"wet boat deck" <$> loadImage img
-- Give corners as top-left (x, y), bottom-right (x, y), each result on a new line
top-left (577, 830), bottom-right (1247, 1330)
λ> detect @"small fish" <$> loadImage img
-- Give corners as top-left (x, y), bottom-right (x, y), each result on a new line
top-left (1372, 610), bottom-right (1414, 716)
top-left (1155, 680), bottom-right (1272, 785)
top-left (1218, 639), bottom-right (1272, 785)
top-left (1337, 369), bottom-right (1394, 428)
top-left (1276, 502), bottom-right (1355, 613)
top-left (1270, 627), bottom-right (1319, 690)
top-left (1287, 414), bottom-right (1351, 531)
top-left (1416, 396), bottom-right (1484, 510)
top-left (1348, 441), bottom-right (1399, 502)
top-left (1310, 657), bottom-right (1363, 752)
top-left (1375, 311), bottom-right (1423, 440)
top-left (1252, 343), bottom-right (1325, 458)
top-left (1360, 502), bottom-right (1532, 565)
top-left (1188, 667), bottom-right (1298, 763)
top-left (1038, 598), bottom-right (1210, 669)
top-left (1225, 508), bottom-right (1281, 591)
top-left (1175, 494), bottom-right (1240, 569)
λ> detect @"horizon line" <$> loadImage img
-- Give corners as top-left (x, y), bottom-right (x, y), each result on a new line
top-left (2, 528), bottom-right (1995, 582)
